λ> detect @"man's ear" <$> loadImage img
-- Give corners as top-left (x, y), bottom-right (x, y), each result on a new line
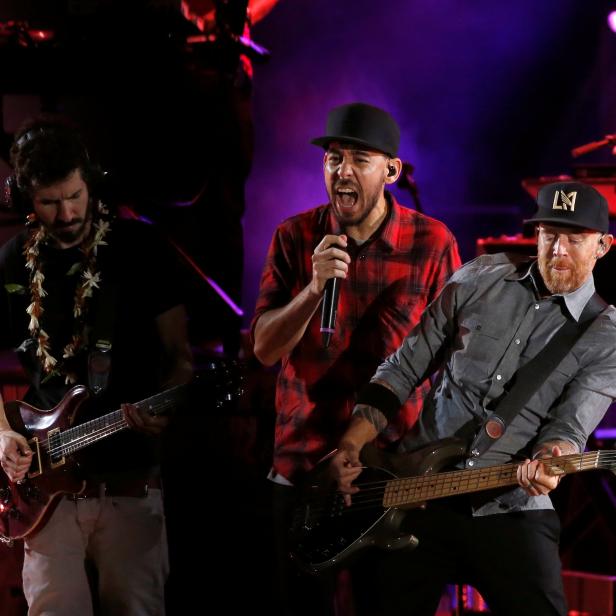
top-left (384, 158), bottom-right (402, 184)
top-left (597, 234), bottom-right (614, 259)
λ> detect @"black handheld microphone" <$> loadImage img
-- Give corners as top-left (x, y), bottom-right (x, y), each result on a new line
top-left (320, 277), bottom-right (341, 348)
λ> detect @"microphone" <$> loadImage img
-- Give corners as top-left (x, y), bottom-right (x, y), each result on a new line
top-left (320, 277), bottom-right (341, 348)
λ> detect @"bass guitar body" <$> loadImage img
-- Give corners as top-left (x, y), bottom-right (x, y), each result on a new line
top-left (290, 439), bottom-right (468, 573)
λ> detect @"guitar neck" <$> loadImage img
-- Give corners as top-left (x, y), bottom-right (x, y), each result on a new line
top-left (382, 450), bottom-right (608, 508)
top-left (57, 384), bottom-right (189, 457)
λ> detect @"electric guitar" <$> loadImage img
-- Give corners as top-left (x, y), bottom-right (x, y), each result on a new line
top-left (0, 361), bottom-right (242, 542)
top-left (289, 438), bottom-right (616, 573)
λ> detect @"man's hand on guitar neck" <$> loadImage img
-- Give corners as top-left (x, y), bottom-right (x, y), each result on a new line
top-left (516, 440), bottom-right (575, 497)
top-left (0, 429), bottom-right (33, 483)
top-left (330, 416), bottom-right (379, 506)
top-left (122, 404), bottom-right (169, 437)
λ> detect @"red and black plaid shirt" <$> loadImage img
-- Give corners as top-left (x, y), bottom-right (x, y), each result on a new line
top-left (252, 194), bottom-right (461, 483)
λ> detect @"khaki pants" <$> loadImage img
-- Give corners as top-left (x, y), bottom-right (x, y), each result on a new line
top-left (22, 489), bottom-right (168, 616)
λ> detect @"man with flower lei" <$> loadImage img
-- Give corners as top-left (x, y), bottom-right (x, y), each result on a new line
top-left (0, 118), bottom-right (193, 616)
top-left (23, 201), bottom-right (112, 383)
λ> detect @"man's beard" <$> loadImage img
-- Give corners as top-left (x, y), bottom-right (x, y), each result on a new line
top-left (345, 193), bottom-right (380, 228)
top-left (47, 203), bottom-right (92, 246)
top-left (538, 254), bottom-right (592, 294)
top-left (331, 182), bottom-right (380, 228)
top-left (51, 218), bottom-right (88, 243)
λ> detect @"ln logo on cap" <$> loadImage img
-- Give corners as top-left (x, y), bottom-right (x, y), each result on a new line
top-left (552, 190), bottom-right (577, 212)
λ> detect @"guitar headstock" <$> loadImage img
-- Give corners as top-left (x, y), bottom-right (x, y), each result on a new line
top-left (194, 358), bottom-right (245, 409)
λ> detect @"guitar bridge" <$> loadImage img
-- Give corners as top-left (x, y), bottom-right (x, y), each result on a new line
top-left (27, 437), bottom-right (42, 478)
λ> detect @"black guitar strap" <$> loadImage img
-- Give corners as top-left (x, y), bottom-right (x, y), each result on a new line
top-left (468, 292), bottom-right (608, 460)
top-left (86, 235), bottom-right (117, 396)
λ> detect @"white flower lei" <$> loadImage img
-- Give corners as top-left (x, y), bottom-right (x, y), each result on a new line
top-left (23, 202), bottom-right (111, 383)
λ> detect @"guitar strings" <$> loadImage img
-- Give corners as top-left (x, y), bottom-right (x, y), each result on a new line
top-left (37, 418), bottom-right (615, 505)
top-left (46, 418), bottom-right (128, 456)
top-left (42, 400), bottom-right (177, 457)
top-left (42, 377), bottom-right (235, 456)
top-left (24, 373), bottom-right (235, 457)
top-left (294, 452), bottom-right (613, 521)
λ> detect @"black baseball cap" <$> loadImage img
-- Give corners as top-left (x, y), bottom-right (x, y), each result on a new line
top-left (311, 102), bottom-right (400, 157)
top-left (524, 181), bottom-right (609, 234)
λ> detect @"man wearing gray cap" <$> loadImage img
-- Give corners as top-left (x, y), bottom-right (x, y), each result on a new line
top-left (252, 102), bottom-right (460, 615)
top-left (331, 181), bottom-right (616, 615)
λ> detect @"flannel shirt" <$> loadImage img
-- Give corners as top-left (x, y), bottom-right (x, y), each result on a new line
top-left (252, 193), bottom-right (461, 483)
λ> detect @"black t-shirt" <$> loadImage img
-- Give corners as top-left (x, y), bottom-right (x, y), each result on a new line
top-left (0, 218), bottom-right (187, 476)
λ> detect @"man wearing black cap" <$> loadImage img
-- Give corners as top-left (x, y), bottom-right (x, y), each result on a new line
top-left (331, 181), bottom-right (616, 615)
top-left (252, 102), bottom-right (460, 614)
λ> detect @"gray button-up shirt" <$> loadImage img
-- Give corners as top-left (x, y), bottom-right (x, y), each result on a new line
top-left (366, 253), bottom-right (616, 515)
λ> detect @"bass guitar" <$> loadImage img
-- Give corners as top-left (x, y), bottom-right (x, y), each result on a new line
top-left (0, 361), bottom-right (241, 542)
top-left (289, 438), bottom-right (615, 573)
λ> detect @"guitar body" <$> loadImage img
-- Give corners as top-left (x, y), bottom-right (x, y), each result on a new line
top-left (0, 364), bottom-right (243, 542)
top-left (290, 438), bottom-right (468, 573)
top-left (291, 439), bottom-right (616, 574)
top-left (0, 386), bottom-right (90, 541)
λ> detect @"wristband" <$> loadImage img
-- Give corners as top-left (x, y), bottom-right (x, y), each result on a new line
top-left (356, 382), bottom-right (401, 421)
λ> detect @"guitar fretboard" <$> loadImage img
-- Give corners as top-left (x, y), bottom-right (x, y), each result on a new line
top-left (382, 451), bottom-right (603, 507)
top-left (51, 384), bottom-right (189, 458)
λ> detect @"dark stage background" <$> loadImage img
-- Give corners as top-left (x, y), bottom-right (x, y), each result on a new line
top-left (2, 1), bottom-right (616, 614)
top-left (1, 0), bottom-right (615, 326)
top-left (244, 0), bottom-right (616, 310)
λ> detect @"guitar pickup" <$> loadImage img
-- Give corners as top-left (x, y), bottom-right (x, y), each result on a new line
top-left (27, 437), bottom-right (42, 479)
top-left (47, 429), bottom-right (66, 469)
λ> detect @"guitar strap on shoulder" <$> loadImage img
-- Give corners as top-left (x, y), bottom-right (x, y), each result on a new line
top-left (468, 292), bottom-right (608, 460)
top-left (87, 236), bottom-right (117, 396)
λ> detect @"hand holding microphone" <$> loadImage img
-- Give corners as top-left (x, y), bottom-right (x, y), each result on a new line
top-left (311, 234), bottom-right (349, 347)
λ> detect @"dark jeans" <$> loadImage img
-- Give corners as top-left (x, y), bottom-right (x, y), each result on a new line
top-left (352, 499), bottom-right (567, 616)
top-left (272, 483), bottom-right (566, 616)
top-left (270, 481), bottom-right (340, 616)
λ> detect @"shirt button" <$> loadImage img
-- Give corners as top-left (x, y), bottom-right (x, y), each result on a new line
top-left (496, 374), bottom-right (502, 381)
top-left (359, 254), bottom-right (366, 260)
top-left (534, 304), bottom-right (540, 310)
top-left (515, 339), bottom-right (521, 345)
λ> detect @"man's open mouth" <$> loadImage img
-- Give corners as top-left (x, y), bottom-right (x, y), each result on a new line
top-left (336, 187), bottom-right (358, 207)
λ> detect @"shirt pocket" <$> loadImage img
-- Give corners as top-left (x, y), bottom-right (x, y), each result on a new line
top-left (451, 314), bottom-right (509, 386)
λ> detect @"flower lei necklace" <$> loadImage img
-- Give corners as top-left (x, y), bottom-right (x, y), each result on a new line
top-left (23, 202), bottom-right (112, 383)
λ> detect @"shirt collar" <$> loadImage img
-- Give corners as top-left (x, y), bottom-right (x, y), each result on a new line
top-left (506, 259), bottom-right (596, 321)
top-left (556, 274), bottom-right (596, 321)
